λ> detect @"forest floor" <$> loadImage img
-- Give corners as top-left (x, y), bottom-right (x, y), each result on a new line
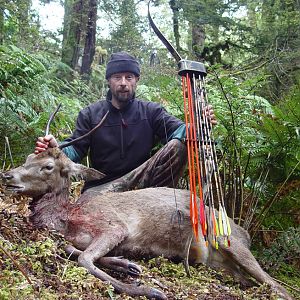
top-left (0, 190), bottom-right (298, 300)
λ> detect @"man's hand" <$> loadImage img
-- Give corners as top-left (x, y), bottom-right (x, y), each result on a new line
top-left (204, 105), bottom-right (217, 126)
top-left (34, 134), bottom-right (59, 154)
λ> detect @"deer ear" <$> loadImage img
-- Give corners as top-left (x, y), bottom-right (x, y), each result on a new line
top-left (66, 163), bottom-right (106, 181)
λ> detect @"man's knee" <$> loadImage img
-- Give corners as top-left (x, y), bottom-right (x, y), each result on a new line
top-left (166, 139), bottom-right (187, 156)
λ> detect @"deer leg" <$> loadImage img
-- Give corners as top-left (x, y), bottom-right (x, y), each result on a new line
top-left (65, 245), bottom-right (142, 276)
top-left (65, 244), bottom-right (82, 258)
top-left (218, 236), bottom-right (292, 300)
top-left (77, 236), bottom-right (167, 300)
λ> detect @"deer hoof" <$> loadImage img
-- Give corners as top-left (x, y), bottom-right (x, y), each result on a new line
top-left (128, 262), bottom-right (142, 276)
top-left (148, 288), bottom-right (167, 300)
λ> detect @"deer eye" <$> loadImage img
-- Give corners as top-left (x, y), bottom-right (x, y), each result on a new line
top-left (41, 164), bottom-right (54, 172)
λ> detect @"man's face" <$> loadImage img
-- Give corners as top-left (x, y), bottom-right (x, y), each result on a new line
top-left (108, 72), bottom-right (139, 104)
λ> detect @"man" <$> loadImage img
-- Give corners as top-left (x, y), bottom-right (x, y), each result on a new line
top-left (35, 52), bottom-right (216, 193)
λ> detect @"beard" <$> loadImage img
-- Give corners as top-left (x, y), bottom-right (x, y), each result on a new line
top-left (114, 89), bottom-right (134, 103)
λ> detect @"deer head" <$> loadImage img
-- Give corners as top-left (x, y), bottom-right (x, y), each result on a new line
top-left (1, 104), bottom-right (108, 197)
top-left (1, 148), bottom-right (105, 197)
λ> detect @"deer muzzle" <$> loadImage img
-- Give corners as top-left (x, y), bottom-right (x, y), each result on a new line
top-left (1, 172), bottom-right (25, 193)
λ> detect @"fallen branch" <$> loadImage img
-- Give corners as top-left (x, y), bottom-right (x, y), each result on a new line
top-left (0, 241), bottom-right (33, 286)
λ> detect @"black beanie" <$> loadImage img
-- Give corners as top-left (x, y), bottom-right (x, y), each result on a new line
top-left (105, 52), bottom-right (140, 79)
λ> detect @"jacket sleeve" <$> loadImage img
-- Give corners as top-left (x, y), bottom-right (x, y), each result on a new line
top-left (168, 123), bottom-right (186, 141)
top-left (62, 145), bottom-right (81, 163)
top-left (62, 107), bottom-right (92, 161)
top-left (149, 102), bottom-right (184, 143)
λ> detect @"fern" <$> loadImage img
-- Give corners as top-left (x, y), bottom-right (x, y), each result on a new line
top-left (0, 45), bottom-right (101, 166)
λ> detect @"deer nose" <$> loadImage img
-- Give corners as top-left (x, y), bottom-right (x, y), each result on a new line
top-left (1, 173), bottom-right (13, 181)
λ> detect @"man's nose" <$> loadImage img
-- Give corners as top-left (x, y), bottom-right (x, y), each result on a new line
top-left (120, 76), bottom-right (127, 85)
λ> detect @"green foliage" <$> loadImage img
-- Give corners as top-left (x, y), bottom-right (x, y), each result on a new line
top-left (241, 0), bottom-right (300, 101)
top-left (138, 68), bottom-right (184, 119)
top-left (0, 0), bottom-right (42, 49)
top-left (143, 256), bottom-right (284, 299)
top-left (0, 45), bottom-right (101, 166)
top-left (259, 227), bottom-right (300, 281)
top-left (260, 181), bottom-right (300, 235)
top-left (101, 0), bottom-right (146, 56)
top-left (204, 66), bottom-right (300, 227)
top-left (0, 230), bottom-right (112, 299)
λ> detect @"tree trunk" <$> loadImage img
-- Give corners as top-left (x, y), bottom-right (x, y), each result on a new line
top-left (61, 0), bottom-right (84, 69)
top-left (61, 0), bottom-right (97, 75)
top-left (191, 22), bottom-right (205, 61)
top-left (80, 0), bottom-right (97, 75)
top-left (0, 2), bottom-right (4, 45)
top-left (169, 0), bottom-right (181, 52)
top-left (62, 0), bottom-right (73, 51)
top-left (16, 0), bottom-right (31, 48)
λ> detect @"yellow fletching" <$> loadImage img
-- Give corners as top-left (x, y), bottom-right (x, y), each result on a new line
top-left (214, 212), bottom-right (220, 237)
top-left (218, 209), bottom-right (224, 236)
top-left (224, 238), bottom-right (228, 247)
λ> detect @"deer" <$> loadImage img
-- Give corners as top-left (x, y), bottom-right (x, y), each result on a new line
top-left (0, 147), bottom-right (292, 300)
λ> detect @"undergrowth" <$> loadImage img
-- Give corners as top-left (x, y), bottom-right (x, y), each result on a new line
top-left (258, 227), bottom-right (300, 287)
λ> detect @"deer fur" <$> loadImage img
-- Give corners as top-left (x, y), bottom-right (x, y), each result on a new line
top-left (1, 148), bottom-right (292, 299)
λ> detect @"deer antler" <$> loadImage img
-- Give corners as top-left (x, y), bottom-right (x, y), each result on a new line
top-left (45, 104), bottom-right (110, 150)
top-left (59, 111), bottom-right (110, 149)
top-left (45, 103), bottom-right (62, 136)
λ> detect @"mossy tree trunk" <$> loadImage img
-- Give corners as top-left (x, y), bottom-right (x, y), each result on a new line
top-left (0, 3), bottom-right (4, 45)
top-left (16, 0), bottom-right (31, 48)
top-left (169, 0), bottom-right (181, 52)
top-left (191, 22), bottom-right (206, 61)
top-left (61, 0), bottom-right (97, 75)
top-left (80, 0), bottom-right (97, 75)
top-left (61, 0), bottom-right (84, 70)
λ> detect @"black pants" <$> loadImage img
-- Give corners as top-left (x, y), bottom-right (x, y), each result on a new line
top-left (88, 139), bottom-right (187, 194)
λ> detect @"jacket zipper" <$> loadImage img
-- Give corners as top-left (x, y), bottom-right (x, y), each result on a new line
top-left (119, 111), bottom-right (127, 159)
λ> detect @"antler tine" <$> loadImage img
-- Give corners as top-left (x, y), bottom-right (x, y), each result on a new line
top-left (59, 110), bottom-right (110, 149)
top-left (45, 103), bottom-right (62, 136)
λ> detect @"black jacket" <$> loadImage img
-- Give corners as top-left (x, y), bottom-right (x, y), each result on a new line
top-left (64, 96), bottom-right (184, 187)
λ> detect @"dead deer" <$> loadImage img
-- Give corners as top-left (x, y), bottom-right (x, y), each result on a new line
top-left (1, 148), bottom-right (292, 300)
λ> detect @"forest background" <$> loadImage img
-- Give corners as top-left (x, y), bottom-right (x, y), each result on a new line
top-left (0, 0), bottom-right (299, 299)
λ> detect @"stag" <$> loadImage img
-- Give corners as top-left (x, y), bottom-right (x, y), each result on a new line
top-left (1, 148), bottom-right (292, 299)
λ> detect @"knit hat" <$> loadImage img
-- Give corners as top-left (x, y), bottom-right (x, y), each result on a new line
top-left (105, 52), bottom-right (140, 79)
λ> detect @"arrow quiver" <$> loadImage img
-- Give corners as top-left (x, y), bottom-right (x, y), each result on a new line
top-left (148, 0), bottom-right (231, 248)
top-left (178, 60), bottom-right (231, 248)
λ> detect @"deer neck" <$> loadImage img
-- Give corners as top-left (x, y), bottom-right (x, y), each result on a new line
top-left (29, 188), bottom-right (73, 234)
